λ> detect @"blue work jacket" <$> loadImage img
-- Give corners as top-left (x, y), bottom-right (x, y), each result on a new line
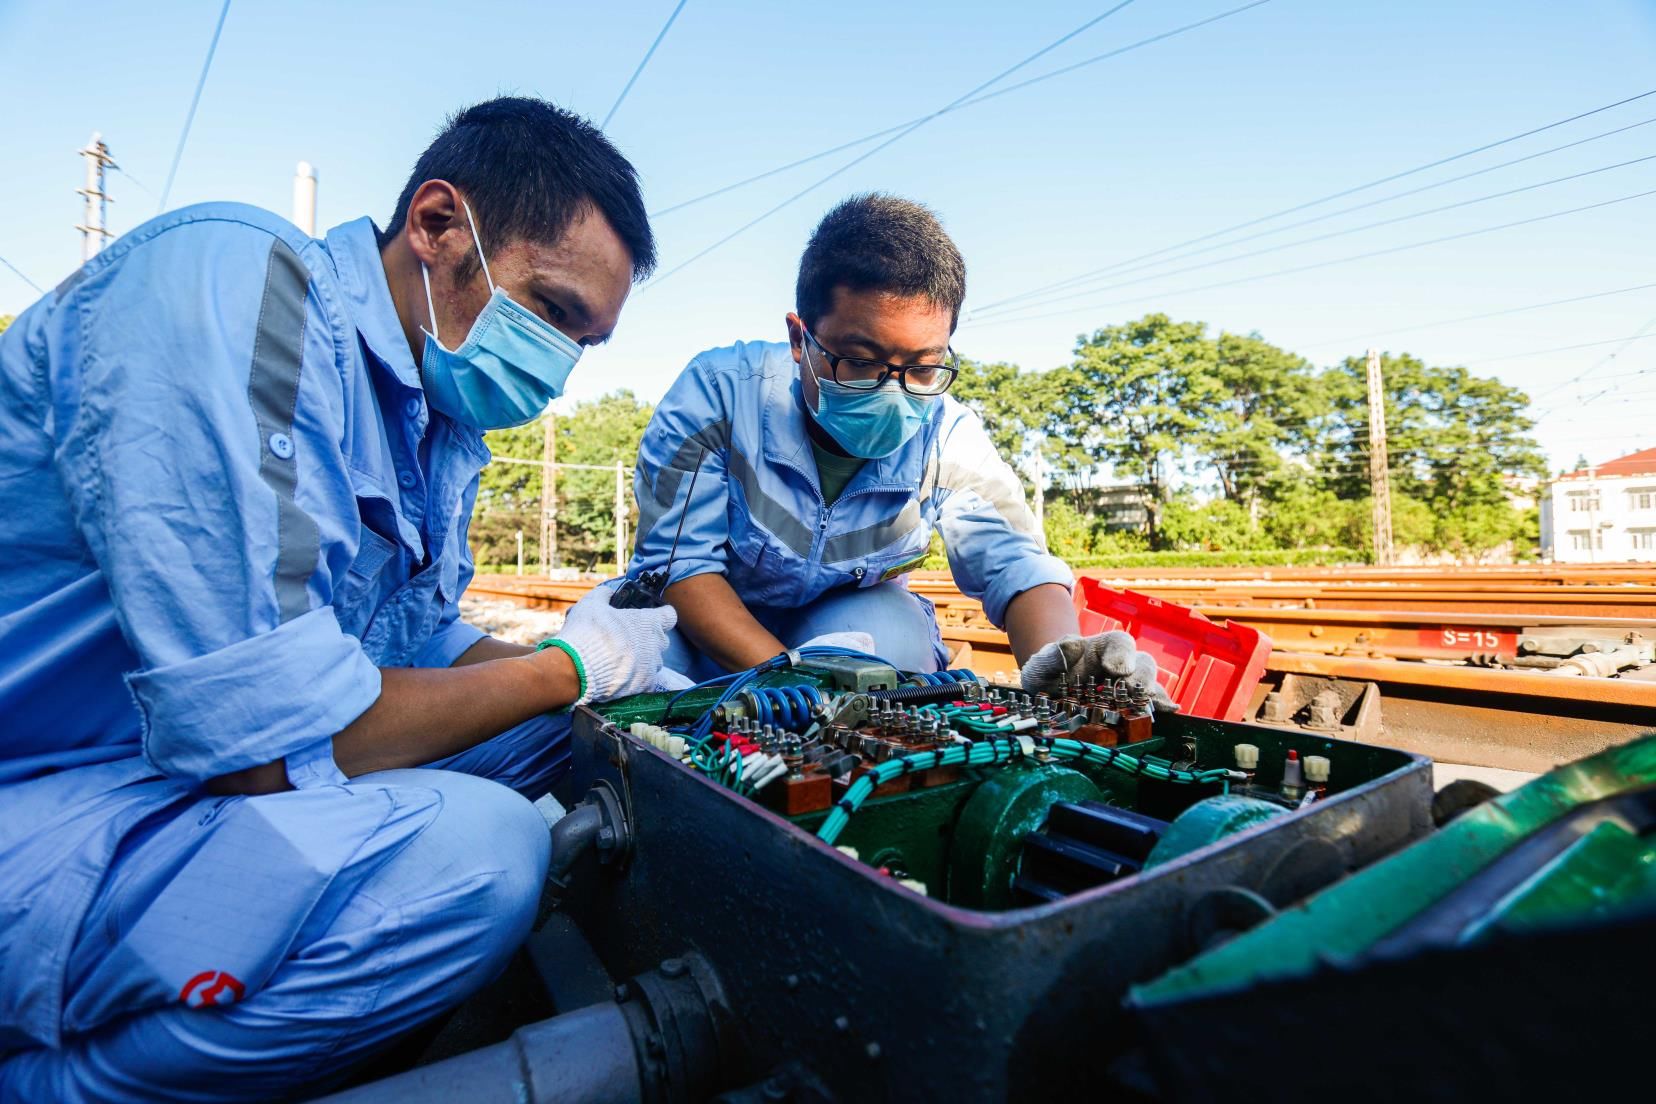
top-left (0, 204), bottom-right (489, 1049)
top-left (629, 340), bottom-right (1071, 629)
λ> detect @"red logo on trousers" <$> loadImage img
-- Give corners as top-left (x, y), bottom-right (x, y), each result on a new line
top-left (179, 970), bottom-right (246, 1008)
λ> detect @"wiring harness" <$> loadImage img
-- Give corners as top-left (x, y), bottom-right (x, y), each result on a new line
top-left (816, 734), bottom-right (1236, 846)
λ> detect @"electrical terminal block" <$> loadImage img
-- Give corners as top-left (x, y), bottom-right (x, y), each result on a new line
top-left (630, 722), bottom-right (690, 761)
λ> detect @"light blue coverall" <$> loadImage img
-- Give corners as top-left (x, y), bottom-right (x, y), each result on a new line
top-left (0, 205), bottom-right (561, 1102)
top-left (630, 341), bottom-right (1073, 679)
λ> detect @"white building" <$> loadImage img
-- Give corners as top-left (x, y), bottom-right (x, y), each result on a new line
top-left (1540, 447), bottom-right (1656, 563)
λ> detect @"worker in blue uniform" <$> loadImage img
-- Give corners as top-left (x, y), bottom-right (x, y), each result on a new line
top-left (0, 98), bottom-right (676, 1102)
top-left (629, 194), bottom-right (1172, 700)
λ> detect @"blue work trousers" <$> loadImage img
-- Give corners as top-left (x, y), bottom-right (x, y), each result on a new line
top-left (662, 580), bottom-right (949, 681)
top-left (0, 715), bottom-right (563, 1104)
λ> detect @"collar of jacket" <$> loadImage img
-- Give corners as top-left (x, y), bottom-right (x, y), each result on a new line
top-left (324, 217), bottom-right (423, 393)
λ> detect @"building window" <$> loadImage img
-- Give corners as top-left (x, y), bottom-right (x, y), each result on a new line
top-left (1632, 529), bottom-right (1656, 551)
top-left (1629, 487), bottom-right (1656, 511)
top-left (1567, 490), bottom-right (1601, 512)
top-left (1569, 530), bottom-right (1603, 551)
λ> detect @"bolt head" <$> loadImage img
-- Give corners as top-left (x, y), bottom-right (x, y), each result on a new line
top-left (614, 983), bottom-right (631, 1001)
top-left (784, 973), bottom-right (801, 991)
top-left (659, 957), bottom-right (686, 979)
top-left (597, 827), bottom-right (616, 847)
top-left (834, 1015), bottom-right (851, 1033)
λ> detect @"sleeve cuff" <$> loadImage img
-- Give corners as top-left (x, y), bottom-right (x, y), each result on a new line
top-left (128, 606), bottom-right (382, 781)
top-left (665, 559), bottom-right (726, 587)
top-left (285, 736), bottom-right (347, 789)
top-left (981, 554), bottom-right (1075, 627)
top-left (413, 617), bottom-right (487, 668)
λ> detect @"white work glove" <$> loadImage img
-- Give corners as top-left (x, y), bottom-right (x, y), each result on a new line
top-left (545, 590), bottom-right (678, 704)
top-left (798, 631), bottom-right (877, 654)
top-left (655, 668), bottom-right (696, 692)
top-left (1019, 631), bottom-right (1176, 711)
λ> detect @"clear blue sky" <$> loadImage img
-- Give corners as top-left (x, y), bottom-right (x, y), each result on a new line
top-left (3, 0), bottom-right (1654, 474)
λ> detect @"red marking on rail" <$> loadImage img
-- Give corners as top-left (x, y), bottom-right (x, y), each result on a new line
top-left (1416, 628), bottom-right (1517, 658)
top-left (180, 970), bottom-right (246, 1008)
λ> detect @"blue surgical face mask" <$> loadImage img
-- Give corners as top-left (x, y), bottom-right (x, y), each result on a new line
top-left (420, 201), bottom-right (582, 430)
top-left (802, 337), bottom-right (936, 459)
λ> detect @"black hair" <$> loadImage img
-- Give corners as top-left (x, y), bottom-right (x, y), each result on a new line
top-left (383, 96), bottom-right (655, 279)
top-left (795, 193), bottom-right (966, 331)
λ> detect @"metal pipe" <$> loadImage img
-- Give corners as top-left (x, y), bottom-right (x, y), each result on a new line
top-left (545, 802), bottom-right (604, 901)
top-left (319, 1000), bottom-right (644, 1104)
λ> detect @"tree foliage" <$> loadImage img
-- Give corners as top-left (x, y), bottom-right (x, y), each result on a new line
top-left (982, 313), bottom-right (1546, 559)
top-left (0, 314), bottom-right (13, 336)
top-left (471, 391), bottom-right (654, 570)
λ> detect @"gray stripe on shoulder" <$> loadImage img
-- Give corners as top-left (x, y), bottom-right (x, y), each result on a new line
top-left (247, 239), bottom-right (319, 623)
top-left (636, 420), bottom-right (731, 551)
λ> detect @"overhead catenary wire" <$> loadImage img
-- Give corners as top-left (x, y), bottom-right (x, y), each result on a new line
top-left (960, 185), bottom-right (1656, 328)
top-left (648, 0), bottom-right (1272, 219)
top-left (971, 152), bottom-right (1656, 319)
top-left (1300, 280), bottom-right (1656, 349)
top-left (602, 0), bottom-right (689, 130)
top-left (0, 252), bottom-right (44, 294)
top-left (974, 87), bottom-right (1656, 314)
top-left (640, 1), bottom-right (1146, 289)
top-left (974, 125), bottom-right (1656, 315)
top-left (158, 0), bottom-right (232, 213)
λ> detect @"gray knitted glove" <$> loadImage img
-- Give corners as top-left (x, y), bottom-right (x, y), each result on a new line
top-left (1019, 631), bottom-right (1176, 710)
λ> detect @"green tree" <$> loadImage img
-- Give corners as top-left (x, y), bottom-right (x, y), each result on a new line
top-left (472, 390), bottom-right (655, 571)
top-left (1196, 331), bottom-right (1328, 505)
top-left (1159, 493), bottom-right (1258, 550)
top-left (0, 314), bottom-right (13, 336)
top-left (1047, 313), bottom-right (1223, 547)
top-left (1315, 353), bottom-right (1546, 554)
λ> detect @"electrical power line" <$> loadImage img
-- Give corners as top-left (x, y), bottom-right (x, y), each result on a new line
top-left (1529, 309), bottom-right (1656, 416)
top-left (649, 0), bottom-right (1271, 220)
top-left (158, 0), bottom-right (232, 213)
top-left (973, 123), bottom-right (1656, 315)
top-left (1299, 280), bottom-right (1656, 349)
top-left (973, 87), bottom-right (1656, 314)
top-left (603, 0), bottom-right (689, 130)
top-left (1465, 331), bottom-right (1656, 365)
top-left (0, 252), bottom-right (44, 294)
top-left (640, 1), bottom-right (1146, 290)
top-left (974, 152), bottom-right (1656, 319)
top-left (960, 185), bottom-right (1656, 328)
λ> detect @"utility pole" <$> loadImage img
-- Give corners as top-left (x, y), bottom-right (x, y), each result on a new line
top-left (291, 161), bottom-right (318, 236)
top-left (76, 133), bottom-right (116, 262)
top-left (540, 413), bottom-right (557, 575)
top-left (614, 460), bottom-right (629, 577)
top-left (1365, 348), bottom-right (1395, 566)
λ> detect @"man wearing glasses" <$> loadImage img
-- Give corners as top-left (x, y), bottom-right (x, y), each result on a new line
top-left (629, 194), bottom-right (1089, 681)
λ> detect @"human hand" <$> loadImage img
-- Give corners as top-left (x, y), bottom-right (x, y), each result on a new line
top-left (545, 590), bottom-right (678, 703)
top-left (1018, 631), bottom-right (1175, 710)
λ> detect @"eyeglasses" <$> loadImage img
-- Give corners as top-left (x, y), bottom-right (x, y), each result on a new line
top-left (802, 328), bottom-right (959, 397)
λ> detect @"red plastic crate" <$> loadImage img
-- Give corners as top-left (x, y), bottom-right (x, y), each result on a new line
top-left (1072, 576), bottom-right (1272, 722)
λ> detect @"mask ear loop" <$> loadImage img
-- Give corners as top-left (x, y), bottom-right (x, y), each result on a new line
top-left (421, 263), bottom-right (440, 343)
top-left (460, 198), bottom-right (495, 292)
